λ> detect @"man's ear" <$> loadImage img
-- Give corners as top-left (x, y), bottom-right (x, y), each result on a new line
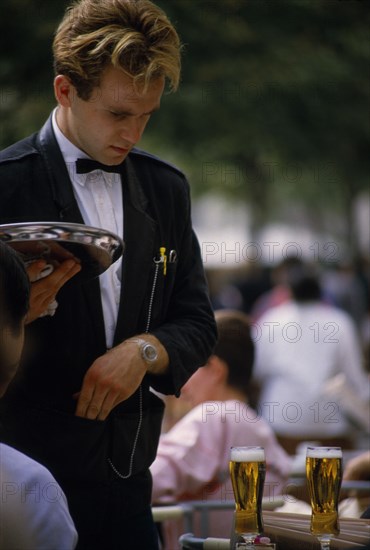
top-left (54, 75), bottom-right (76, 107)
top-left (207, 354), bottom-right (228, 384)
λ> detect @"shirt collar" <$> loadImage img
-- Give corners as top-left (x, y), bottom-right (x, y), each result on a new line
top-left (51, 108), bottom-right (116, 188)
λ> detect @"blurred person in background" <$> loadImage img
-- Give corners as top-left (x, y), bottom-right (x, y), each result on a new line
top-left (344, 451), bottom-right (370, 484)
top-left (341, 451), bottom-right (370, 521)
top-left (250, 256), bottom-right (304, 322)
top-left (0, 241), bottom-right (78, 549)
top-left (321, 259), bottom-right (369, 333)
top-left (253, 264), bottom-right (369, 454)
top-left (151, 309), bottom-right (291, 547)
top-left (212, 263), bottom-right (272, 315)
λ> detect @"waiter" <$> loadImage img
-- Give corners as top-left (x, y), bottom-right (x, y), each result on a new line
top-left (0, 1), bottom-right (217, 548)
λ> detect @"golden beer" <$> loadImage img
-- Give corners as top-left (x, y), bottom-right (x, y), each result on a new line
top-left (306, 447), bottom-right (342, 537)
top-left (229, 447), bottom-right (266, 538)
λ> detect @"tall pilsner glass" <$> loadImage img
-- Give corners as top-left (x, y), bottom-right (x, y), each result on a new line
top-left (229, 446), bottom-right (266, 546)
top-left (306, 446), bottom-right (343, 550)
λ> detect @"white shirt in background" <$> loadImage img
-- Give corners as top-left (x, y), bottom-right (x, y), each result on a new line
top-left (254, 300), bottom-right (369, 437)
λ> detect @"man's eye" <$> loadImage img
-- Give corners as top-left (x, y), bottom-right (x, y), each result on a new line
top-left (109, 111), bottom-right (125, 119)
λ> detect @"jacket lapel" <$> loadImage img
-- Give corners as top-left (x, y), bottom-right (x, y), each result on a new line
top-left (37, 115), bottom-right (106, 352)
top-left (113, 157), bottom-right (157, 344)
top-left (38, 116), bottom-right (85, 224)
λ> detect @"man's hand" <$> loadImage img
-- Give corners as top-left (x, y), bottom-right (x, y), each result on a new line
top-left (75, 343), bottom-right (147, 421)
top-left (26, 259), bottom-right (81, 323)
top-left (75, 336), bottom-right (169, 421)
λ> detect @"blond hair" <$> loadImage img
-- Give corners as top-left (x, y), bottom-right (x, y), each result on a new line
top-left (53, 0), bottom-right (181, 99)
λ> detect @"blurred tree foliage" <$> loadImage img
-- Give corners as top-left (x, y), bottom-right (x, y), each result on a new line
top-left (0, 0), bottom-right (369, 245)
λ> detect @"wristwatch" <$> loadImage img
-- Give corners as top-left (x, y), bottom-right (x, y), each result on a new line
top-left (127, 338), bottom-right (158, 365)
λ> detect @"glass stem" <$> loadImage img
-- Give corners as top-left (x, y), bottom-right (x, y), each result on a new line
top-left (242, 535), bottom-right (256, 548)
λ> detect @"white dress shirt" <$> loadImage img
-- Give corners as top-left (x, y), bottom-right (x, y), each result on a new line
top-left (52, 108), bottom-right (123, 348)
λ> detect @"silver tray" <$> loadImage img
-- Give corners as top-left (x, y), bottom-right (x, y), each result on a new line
top-left (0, 222), bottom-right (124, 280)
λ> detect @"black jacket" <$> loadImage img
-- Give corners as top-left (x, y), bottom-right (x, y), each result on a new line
top-left (0, 115), bottom-right (217, 482)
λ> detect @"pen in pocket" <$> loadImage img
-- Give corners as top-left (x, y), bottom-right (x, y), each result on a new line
top-left (159, 247), bottom-right (167, 275)
top-left (169, 250), bottom-right (177, 263)
top-left (154, 247), bottom-right (167, 275)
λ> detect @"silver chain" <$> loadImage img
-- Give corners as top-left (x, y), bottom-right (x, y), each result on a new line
top-left (107, 261), bottom-right (160, 479)
top-left (145, 261), bottom-right (160, 334)
top-left (107, 385), bottom-right (143, 480)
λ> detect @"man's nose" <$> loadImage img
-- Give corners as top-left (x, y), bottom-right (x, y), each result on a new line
top-left (120, 117), bottom-right (145, 145)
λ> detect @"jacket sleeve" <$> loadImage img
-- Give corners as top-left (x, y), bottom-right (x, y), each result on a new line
top-left (148, 183), bottom-right (217, 396)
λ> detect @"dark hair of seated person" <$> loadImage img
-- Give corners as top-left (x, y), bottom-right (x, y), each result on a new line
top-left (0, 241), bottom-right (30, 381)
top-left (0, 241), bottom-right (29, 333)
top-left (213, 309), bottom-right (255, 398)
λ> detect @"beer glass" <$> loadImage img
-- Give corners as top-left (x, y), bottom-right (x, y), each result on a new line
top-left (229, 446), bottom-right (266, 547)
top-left (306, 446), bottom-right (343, 550)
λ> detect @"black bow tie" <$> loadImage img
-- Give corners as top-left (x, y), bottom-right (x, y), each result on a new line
top-left (76, 158), bottom-right (122, 174)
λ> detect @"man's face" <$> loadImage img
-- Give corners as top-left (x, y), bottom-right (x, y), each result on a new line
top-left (55, 65), bottom-right (165, 165)
top-left (0, 323), bottom-right (25, 398)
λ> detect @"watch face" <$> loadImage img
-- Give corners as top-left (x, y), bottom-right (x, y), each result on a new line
top-left (143, 344), bottom-right (158, 362)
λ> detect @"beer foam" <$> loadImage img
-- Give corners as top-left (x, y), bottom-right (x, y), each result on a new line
top-left (306, 447), bottom-right (342, 459)
top-left (230, 447), bottom-right (265, 462)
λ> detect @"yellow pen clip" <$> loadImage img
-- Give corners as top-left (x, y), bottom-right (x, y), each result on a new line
top-left (159, 246), bottom-right (167, 275)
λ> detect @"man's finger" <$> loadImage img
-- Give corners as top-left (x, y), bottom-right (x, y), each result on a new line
top-left (26, 260), bottom-right (47, 280)
top-left (44, 260), bottom-right (81, 289)
top-left (53, 262), bottom-right (81, 290)
top-left (97, 392), bottom-right (121, 421)
top-left (84, 401), bottom-right (102, 421)
top-left (29, 261), bottom-right (80, 301)
top-left (83, 385), bottom-right (109, 420)
top-left (75, 374), bottom-right (113, 420)
top-left (75, 386), bottom-right (95, 418)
